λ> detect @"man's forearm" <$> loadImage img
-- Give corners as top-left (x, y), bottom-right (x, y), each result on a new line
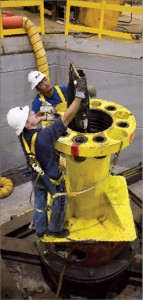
top-left (61, 97), bottom-right (81, 127)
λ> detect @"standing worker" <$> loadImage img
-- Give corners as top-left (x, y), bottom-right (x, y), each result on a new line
top-left (7, 76), bottom-right (87, 238)
top-left (28, 70), bottom-right (97, 116)
top-left (28, 70), bottom-right (67, 115)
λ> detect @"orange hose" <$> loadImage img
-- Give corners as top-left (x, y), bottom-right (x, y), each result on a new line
top-left (2, 11), bottom-right (15, 17)
top-left (2, 16), bottom-right (23, 29)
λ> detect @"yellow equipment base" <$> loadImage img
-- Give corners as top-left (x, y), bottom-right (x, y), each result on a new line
top-left (41, 175), bottom-right (136, 243)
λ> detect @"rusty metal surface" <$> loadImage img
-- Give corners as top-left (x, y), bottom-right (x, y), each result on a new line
top-left (37, 238), bottom-right (139, 281)
top-left (44, 241), bottom-right (126, 268)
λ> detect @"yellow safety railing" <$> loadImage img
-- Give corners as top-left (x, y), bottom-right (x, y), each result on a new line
top-left (65, 0), bottom-right (142, 40)
top-left (0, 0), bottom-right (45, 38)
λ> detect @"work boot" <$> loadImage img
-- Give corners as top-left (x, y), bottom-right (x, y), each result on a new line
top-left (36, 231), bottom-right (46, 237)
top-left (46, 228), bottom-right (70, 238)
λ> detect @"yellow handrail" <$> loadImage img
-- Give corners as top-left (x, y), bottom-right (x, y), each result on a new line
top-left (65, 0), bottom-right (143, 41)
top-left (0, 0), bottom-right (45, 38)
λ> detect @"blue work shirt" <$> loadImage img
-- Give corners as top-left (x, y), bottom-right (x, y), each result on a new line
top-left (32, 85), bottom-right (68, 113)
top-left (21, 117), bottom-right (66, 180)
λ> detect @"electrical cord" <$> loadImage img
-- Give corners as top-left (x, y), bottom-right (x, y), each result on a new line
top-left (118, 0), bottom-right (133, 24)
top-left (45, 30), bottom-right (97, 40)
top-left (117, 25), bottom-right (142, 39)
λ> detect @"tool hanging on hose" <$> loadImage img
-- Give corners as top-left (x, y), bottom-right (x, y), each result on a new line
top-left (67, 62), bottom-right (90, 133)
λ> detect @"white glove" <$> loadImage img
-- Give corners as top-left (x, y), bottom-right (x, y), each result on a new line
top-left (40, 103), bottom-right (57, 114)
top-left (46, 114), bottom-right (58, 121)
top-left (74, 77), bottom-right (87, 99)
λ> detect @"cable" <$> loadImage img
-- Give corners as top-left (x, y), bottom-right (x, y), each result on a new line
top-left (118, 0), bottom-right (133, 24)
top-left (117, 25), bottom-right (142, 36)
top-left (118, 26), bottom-right (128, 32)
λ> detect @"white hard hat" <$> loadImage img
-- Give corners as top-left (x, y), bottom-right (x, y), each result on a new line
top-left (28, 71), bottom-right (45, 90)
top-left (7, 106), bottom-right (29, 135)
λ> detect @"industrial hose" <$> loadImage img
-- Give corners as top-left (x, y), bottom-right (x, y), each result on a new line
top-left (2, 12), bottom-right (49, 79)
top-left (23, 17), bottom-right (49, 79)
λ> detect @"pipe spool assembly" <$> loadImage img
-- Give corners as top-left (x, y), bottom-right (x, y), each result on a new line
top-left (37, 67), bottom-right (138, 298)
top-left (2, 12), bottom-right (138, 299)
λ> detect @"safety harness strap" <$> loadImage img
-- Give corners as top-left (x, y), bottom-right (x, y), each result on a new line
top-left (31, 132), bottom-right (38, 154)
top-left (39, 94), bottom-right (46, 105)
top-left (54, 86), bottom-right (66, 103)
top-left (22, 132), bottom-right (38, 156)
top-left (39, 86), bottom-right (66, 105)
top-left (22, 132), bottom-right (65, 198)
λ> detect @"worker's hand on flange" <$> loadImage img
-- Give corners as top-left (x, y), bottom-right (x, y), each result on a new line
top-left (74, 77), bottom-right (87, 99)
top-left (40, 103), bottom-right (57, 114)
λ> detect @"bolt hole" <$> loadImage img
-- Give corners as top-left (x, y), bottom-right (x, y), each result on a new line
top-left (93, 136), bottom-right (106, 143)
top-left (117, 122), bottom-right (129, 128)
top-left (105, 105), bottom-right (116, 111)
top-left (89, 109), bottom-right (113, 133)
top-left (72, 135), bottom-right (88, 144)
top-left (69, 249), bottom-right (87, 262)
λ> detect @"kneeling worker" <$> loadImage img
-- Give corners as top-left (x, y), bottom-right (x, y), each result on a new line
top-left (7, 77), bottom-right (87, 238)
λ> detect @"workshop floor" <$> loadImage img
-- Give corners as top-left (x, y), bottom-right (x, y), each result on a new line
top-left (3, 4), bottom-right (142, 37)
top-left (0, 168), bottom-right (142, 300)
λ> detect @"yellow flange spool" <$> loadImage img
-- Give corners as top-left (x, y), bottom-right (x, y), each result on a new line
top-left (0, 177), bottom-right (14, 199)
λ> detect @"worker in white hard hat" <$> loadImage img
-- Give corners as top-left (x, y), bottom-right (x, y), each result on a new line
top-left (7, 76), bottom-right (87, 239)
top-left (28, 70), bottom-right (68, 115)
top-left (28, 70), bottom-right (96, 116)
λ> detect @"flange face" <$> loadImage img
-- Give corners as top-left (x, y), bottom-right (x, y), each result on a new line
top-left (55, 99), bottom-right (136, 157)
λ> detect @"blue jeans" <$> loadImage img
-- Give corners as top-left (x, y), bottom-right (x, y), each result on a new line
top-left (33, 183), bottom-right (68, 235)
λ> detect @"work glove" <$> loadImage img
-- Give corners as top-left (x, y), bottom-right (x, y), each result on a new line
top-left (74, 77), bottom-right (87, 99)
top-left (40, 103), bottom-right (57, 114)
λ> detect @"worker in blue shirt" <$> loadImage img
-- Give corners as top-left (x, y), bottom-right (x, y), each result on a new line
top-left (7, 76), bottom-right (87, 238)
top-left (28, 70), bottom-right (67, 115)
top-left (28, 70), bottom-right (97, 116)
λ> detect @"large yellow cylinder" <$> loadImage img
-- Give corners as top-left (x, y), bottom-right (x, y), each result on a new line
top-left (78, 0), bottom-right (126, 30)
top-left (42, 98), bottom-right (137, 243)
top-left (65, 155), bottom-right (110, 219)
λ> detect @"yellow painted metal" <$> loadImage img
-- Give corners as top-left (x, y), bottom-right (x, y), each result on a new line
top-left (0, 0), bottom-right (45, 37)
top-left (65, 0), bottom-right (142, 41)
top-left (42, 174), bottom-right (136, 242)
top-left (78, 0), bottom-right (126, 30)
top-left (55, 99), bottom-right (136, 157)
top-left (23, 17), bottom-right (49, 78)
top-left (105, 3), bottom-right (143, 13)
top-left (0, 8), bottom-right (3, 38)
top-left (41, 98), bottom-right (137, 243)
top-left (98, 1), bottom-right (105, 40)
